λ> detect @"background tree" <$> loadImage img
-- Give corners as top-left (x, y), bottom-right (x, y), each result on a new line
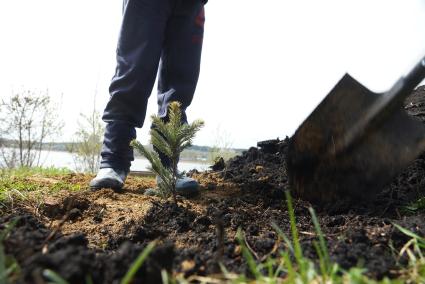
top-left (0, 89), bottom-right (63, 168)
top-left (67, 92), bottom-right (104, 174)
top-left (208, 125), bottom-right (237, 164)
top-left (68, 109), bottom-right (104, 174)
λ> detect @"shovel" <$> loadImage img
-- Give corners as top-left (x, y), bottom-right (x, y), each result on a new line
top-left (286, 56), bottom-right (425, 204)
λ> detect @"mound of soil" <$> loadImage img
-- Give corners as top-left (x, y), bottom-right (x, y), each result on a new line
top-left (2, 87), bottom-right (425, 283)
top-left (225, 86), bottom-right (425, 214)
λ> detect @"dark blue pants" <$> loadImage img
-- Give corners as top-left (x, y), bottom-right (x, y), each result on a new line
top-left (100, 0), bottom-right (205, 171)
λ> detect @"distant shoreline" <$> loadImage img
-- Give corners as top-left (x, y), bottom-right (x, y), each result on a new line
top-left (1, 141), bottom-right (246, 163)
top-left (0, 147), bottom-right (211, 172)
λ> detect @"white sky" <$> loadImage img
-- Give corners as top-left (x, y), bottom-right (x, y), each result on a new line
top-left (0, 0), bottom-right (424, 149)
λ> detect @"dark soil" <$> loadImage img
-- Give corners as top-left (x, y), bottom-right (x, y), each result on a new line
top-left (2, 86), bottom-right (425, 283)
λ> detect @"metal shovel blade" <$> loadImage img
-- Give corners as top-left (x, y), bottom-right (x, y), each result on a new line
top-left (286, 73), bottom-right (425, 204)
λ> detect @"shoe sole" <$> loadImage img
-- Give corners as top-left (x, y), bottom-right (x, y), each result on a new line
top-left (176, 186), bottom-right (199, 197)
top-left (89, 178), bottom-right (124, 192)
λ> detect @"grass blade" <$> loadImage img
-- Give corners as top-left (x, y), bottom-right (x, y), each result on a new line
top-left (85, 275), bottom-right (94, 284)
top-left (393, 223), bottom-right (425, 248)
top-left (309, 207), bottom-right (331, 277)
top-left (285, 191), bottom-right (302, 260)
top-left (0, 244), bottom-right (6, 284)
top-left (42, 269), bottom-right (69, 284)
top-left (0, 218), bottom-right (19, 242)
top-left (0, 218), bottom-right (19, 284)
top-left (285, 190), bottom-right (309, 282)
top-left (121, 240), bottom-right (157, 284)
top-left (282, 251), bottom-right (295, 283)
top-left (271, 222), bottom-right (294, 254)
top-left (236, 228), bottom-right (261, 280)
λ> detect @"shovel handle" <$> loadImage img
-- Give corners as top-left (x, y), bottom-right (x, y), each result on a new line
top-left (401, 56), bottom-right (425, 99)
top-left (340, 57), bottom-right (425, 153)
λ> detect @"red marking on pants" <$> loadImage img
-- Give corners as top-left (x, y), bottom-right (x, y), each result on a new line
top-left (192, 35), bottom-right (203, 44)
top-left (195, 7), bottom-right (205, 27)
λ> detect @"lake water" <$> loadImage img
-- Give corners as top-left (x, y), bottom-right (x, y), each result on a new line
top-left (5, 149), bottom-right (210, 172)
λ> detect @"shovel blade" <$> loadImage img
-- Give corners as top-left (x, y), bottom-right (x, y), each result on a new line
top-left (287, 74), bottom-right (425, 204)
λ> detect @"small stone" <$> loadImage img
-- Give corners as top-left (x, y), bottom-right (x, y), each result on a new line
top-left (93, 215), bottom-right (103, 223)
top-left (181, 260), bottom-right (196, 272)
top-left (42, 198), bottom-right (62, 218)
top-left (68, 208), bottom-right (81, 220)
top-left (234, 245), bottom-right (242, 255)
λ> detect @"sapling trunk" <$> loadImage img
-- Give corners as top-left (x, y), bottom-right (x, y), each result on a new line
top-left (171, 156), bottom-right (178, 204)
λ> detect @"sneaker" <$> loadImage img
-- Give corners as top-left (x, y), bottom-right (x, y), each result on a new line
top-left (154, 175), bottom-right (200, 197)
top-left (176, 176), bottom-right (199, 196)
top-left (89, 168), bottom-right (128, 191)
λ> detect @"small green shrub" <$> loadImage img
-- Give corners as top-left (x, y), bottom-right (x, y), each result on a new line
top-left (132, 102), bottom-right (204, 204)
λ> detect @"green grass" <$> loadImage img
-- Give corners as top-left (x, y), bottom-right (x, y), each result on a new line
top-left (38, 190), bottom-right (425, 284)
top-left (402, 196), bottom-right (425, 213)
top-left (0, 219), bottom-right (20, 284)
top-left (2, 171), bottom-right (425, 284)
top-left (0, 166), bottom-right (81, 203)
top-left (42, 241), bottom-right (157, 284)
top-left (0, 166), bottom-right (72, 177)
top-left (167, 191), bottom-right (425, 284)
top-left (120, 240), bottom-right (157, 284)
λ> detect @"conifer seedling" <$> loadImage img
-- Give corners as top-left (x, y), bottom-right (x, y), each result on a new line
top-left (131, 102), bottom-right (204, 204)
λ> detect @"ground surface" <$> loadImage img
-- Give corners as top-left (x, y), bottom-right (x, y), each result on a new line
top-left (2, 87), bottom-right (425, 283)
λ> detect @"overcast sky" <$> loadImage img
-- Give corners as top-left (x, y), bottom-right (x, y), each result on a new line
top-left (0, 0), bottom-right (424, 148)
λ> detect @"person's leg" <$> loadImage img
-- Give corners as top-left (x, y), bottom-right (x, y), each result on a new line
top-left (148, 1), bottom-right (205, 196)
top-left (100, 0), bottom-right (172, 172)
top-left (91, 0), bottom-right (173, 190)
top-left (155, 0), bottom-right (205, 168)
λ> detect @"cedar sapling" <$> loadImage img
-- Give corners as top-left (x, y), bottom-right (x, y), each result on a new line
top-left (131, 102), bottom-right (204, 204)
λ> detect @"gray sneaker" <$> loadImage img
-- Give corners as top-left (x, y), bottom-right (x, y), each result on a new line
top-left (153, 175), bottom-right (200, 197)
top-left (89, 168), bottom-right (128, 191)
top-left (176, 176), bottom-right (199, 196)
